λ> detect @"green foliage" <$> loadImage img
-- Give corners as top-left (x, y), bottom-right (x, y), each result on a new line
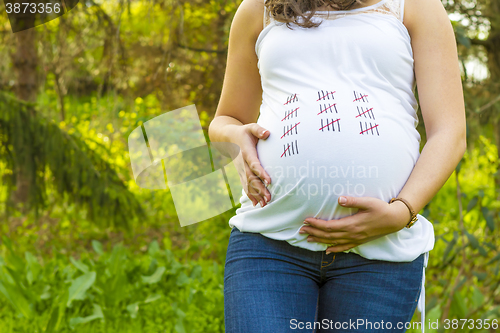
top-left (1, 1), bottom-right (499, 332)
top-left (0, 238), bottom-right (225, 332)
top-left (410, 135), bottom-right (500, 333)
top-left (1, 135), bottom-right (499, 332)
top-left (0, 92), bottom-right (145, 228)
top-left (451, 20), bottom-right (471, 49)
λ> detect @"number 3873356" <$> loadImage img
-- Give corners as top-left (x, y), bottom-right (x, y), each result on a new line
top-left (5, 2), bottom-right (62, 14)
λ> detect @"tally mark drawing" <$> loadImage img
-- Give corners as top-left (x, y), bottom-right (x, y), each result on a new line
top-left (281, 122), bottom-right (300, 139)
top-left (359, 122), bottom-right (379, 136)
top-left (319, 118), bottom-right (341, 132)
top-left (353, 91), bottom-right (369, 103)
top-left (317, 103), bottom-right (338, 115)
top-left (355, 106), bottom-right (375, 119)
top-left (316, 90), bottom-right (336, 101)
top-left (282, 107), bottom-right (299, 121)
top-left (281, 140), bottom-right (299, 158)
top-left (284, 93), bottom-right (299, 105)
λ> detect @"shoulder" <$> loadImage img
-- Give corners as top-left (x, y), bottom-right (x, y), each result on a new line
top-left (403, 0), bottom-right (451, 36)
top-left (231, 0), bottom-right (265, 43)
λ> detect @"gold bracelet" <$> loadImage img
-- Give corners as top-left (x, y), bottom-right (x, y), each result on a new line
top-left (389, 197), bottom-right (418, 228)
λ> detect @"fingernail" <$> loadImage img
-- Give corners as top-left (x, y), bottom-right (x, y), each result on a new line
top-left (339, 196), bottom-right (347, 204)
top-left (303, 221), bottom-right (310, 225)
top-left (253, 201), bottom-right (257, 207)
top-left (264, 179), bottom-right (269, 186)
top-left (261, 130), bottom-right (267, 137)
top-left (299, 229), bottom-right (305, 234)
top-left (263, 196), bottom-right (268, 203)
top-left (326, 250), bottom-right (332, 255)
top-left (260, 200), bottom-right (264, 207)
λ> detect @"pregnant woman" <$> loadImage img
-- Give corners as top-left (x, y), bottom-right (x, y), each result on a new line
top-left (209, 0), bottom-right (466, 332)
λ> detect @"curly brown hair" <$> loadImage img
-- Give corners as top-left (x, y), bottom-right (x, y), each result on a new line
top-left (265, 0), bottom-right (368, 28)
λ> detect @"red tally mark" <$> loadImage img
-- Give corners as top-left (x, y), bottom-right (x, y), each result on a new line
top-left (355, 106), bottom-right (375, 119)
top-left (316, 89), bottom-right (340, 134)
top-left (353, 90), bottom-right (379, 135)
top-left (359, 122), bottom-right (379, 136)
top-left (281, 122), bottom-right (300, 139)
top-left (319, 118), bottom-right (341, 132)
top-left (282, 107), bottom-right (299, 121)
top-left (353, 91), bottom-right (369, 103)
top-left (317, 103), bottom-right (338, 115)
top-left (316, 90), bottom-right (336, 101)
top-left (281, 140), bottom-right (299, 158)
top-left (284, 93), bottom-right (299, 105)
top-left (280, 93), bottom-right (300, 158)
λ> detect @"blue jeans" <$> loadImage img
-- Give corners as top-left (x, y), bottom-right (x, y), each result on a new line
top-left (224, 227), bottom-right (424, 333)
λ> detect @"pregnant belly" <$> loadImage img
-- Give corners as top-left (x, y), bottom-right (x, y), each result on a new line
top-left (254, 101), bottom-right (420, 220)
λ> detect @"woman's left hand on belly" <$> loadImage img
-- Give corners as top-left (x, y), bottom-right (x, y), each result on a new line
top-left (299, 196), bottom-right (412, 254)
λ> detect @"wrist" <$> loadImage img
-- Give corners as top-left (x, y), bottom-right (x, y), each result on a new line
top-left (209, 116), bottom-right (244, 144)
top-left (209, 120), bottom-right (246, 159)
top-left (388, 200), bottom-right (412, 231)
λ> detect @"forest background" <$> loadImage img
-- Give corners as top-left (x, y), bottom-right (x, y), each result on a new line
top-left (0, 0), bottom-right (499, 332)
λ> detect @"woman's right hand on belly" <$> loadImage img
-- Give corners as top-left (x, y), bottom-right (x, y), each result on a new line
top-left (234, 123), bottom-right (272, 207)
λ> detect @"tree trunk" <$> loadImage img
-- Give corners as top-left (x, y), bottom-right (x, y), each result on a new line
top-left (481, 0), bottom-right (500, 198)
top-left (10, 16), bottom-right (38, 207)
top-left (13, 27), bottom-right (38, 102)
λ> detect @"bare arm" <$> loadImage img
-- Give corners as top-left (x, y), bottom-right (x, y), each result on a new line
top-left (394, 0), bottom-right (467, 218)
top-left (209, 0), bottom-right (264, 129)
top-left (209, 0), bottom-right (272, 207)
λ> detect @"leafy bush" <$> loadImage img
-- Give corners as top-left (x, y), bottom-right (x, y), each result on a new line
top-left (414, 135), bottom-right (500, 333)
top-left (0, 237), bottom-right (224, 332)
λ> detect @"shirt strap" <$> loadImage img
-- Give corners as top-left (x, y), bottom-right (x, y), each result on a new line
top-left (263, 4), bottom-right (272, 29)
top-left (400, 0), bottom-right (406, 22)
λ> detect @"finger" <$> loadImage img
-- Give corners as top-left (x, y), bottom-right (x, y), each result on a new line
top-left (244, 124), bottom-right (272, 185)
top-left (240, 157), bottom-right (268, 206)
top-left (244, 150), bottom-right (271, 186)
top-left (249, 123), bottom-right (270, 141)
top-left (245, 163), bottom-right (270, 203)
top-left (248, 178), bottom-right (269, 207)
top-left (301, 226), bottom-right (350, 240)
top-left (306, 235), bottom-right (349, 245)
top-left (249, 181), bottom-right (270, 204)
top-left (324, 234), bottom-right (382, 254)
top-left (326, 243), bottom-right (358, 254)
top-left (338, 196), bottom-right (373, 210)
top-left (247, 193), bottom-right (259, 207)
top-left (242, 164), bottom-right (260, 207)
top-left (246, 171), bottom-right (268, 207)
top-left (303, 217), bottom-right (352, 233)
top-left (246, 180), bottom-right (264, 207)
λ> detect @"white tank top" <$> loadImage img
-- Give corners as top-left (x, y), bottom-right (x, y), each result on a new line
top-left (228, 0), bottom-right (433, 329)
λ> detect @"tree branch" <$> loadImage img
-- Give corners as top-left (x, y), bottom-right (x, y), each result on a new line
top-left (478, 94), bottom-right (500, 113)
top-left (470, 38), bottom-right (490, 47)
top-left (0, 92), bottom-right (146, 228)
top-left (174, 42), bottom-right (227, 54)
